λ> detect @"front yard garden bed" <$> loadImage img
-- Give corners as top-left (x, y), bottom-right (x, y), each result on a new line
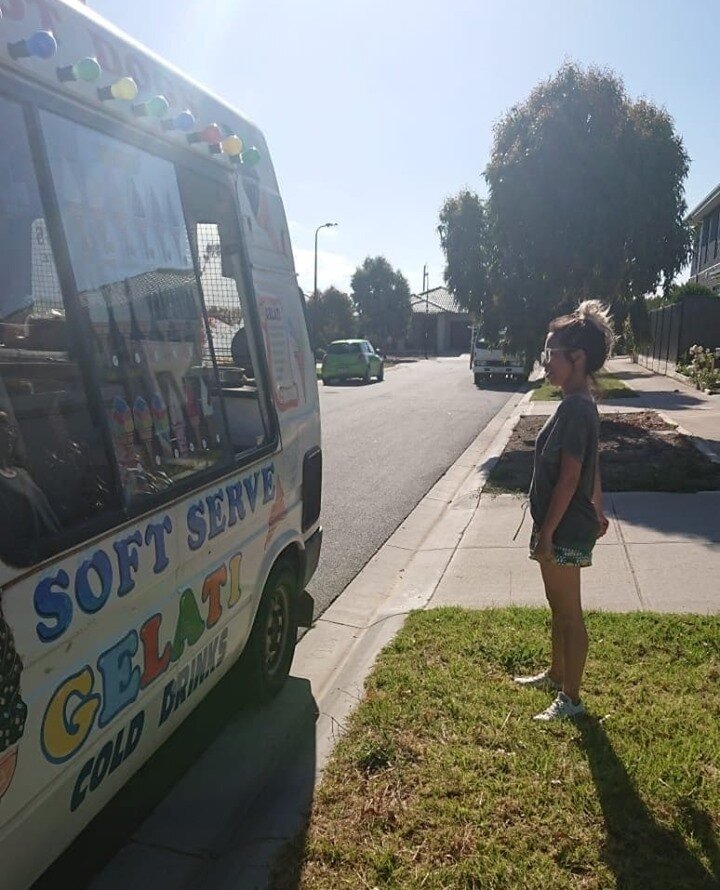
top-left (486, 411), bottom-right (720, 494)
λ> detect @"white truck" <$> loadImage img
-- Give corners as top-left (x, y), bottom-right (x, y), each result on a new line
top-left (471, 328), bottom-right (526, 385)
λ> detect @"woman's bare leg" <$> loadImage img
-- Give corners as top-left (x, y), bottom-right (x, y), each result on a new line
top-left (548, 609), bottom-right (564, 686)
top-left (540, 561), bottom-right (587, 702)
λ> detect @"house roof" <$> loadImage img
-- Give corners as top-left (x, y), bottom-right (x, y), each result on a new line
top-left (410, 287), bottom-right (466, 315)
top-left (688, 183), bottom-right (720, 225)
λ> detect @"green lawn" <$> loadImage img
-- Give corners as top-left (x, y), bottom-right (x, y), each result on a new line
top-left (532, 369), bottom-right (638, 401)
top-left (276, 608), bottom-right (720, 889)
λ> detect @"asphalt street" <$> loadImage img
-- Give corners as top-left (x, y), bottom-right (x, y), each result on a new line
top-left (308, 355), bottom-right (521, 617)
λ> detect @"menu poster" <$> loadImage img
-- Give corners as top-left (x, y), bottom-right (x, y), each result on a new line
top-left (259, 296), bottom-right (299, 412)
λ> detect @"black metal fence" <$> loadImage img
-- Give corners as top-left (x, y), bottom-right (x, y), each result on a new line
top-left (640, 296), bottom-right (720, 373)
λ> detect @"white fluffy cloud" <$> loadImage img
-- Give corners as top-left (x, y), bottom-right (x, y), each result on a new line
top-left (293, 247), bottom-right (357, 296)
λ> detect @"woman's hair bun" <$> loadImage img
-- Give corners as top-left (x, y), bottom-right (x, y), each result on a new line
top-left (575, 300), bottom-right (614, 350)
top-left (549, 299), bottom-right (615, 374)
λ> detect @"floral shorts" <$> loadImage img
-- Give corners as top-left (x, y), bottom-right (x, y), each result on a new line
top-left (529, 527), bottom-right (593, 568)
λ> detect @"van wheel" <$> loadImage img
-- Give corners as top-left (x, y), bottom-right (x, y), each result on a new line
top-left (239, 560), bottom-right (298, 702)
top-left (377, 364), bottom-right (384, 382)
top-left (363, 367), bottom-right (372, 384)
top-left (474, 373), bottom-right (483, 386)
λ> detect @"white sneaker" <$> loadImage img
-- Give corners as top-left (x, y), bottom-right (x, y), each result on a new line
top-left (533, 691), bottom-right (586, 722)
top-left (513, 671), bottom-right (562, 692)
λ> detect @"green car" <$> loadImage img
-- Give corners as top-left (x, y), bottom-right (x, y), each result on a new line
top-left (321, 339), bottom-right (384, 385)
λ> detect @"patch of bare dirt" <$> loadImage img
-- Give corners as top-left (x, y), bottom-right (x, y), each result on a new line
top-left (487, 411), bottom-right (720, 494)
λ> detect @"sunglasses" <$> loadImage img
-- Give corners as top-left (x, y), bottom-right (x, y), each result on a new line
top-left (540, 347), bottom-right (573, 364)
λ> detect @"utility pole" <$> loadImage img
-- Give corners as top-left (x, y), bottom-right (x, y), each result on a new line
top-left (423, 265), bottom-right (429, 360)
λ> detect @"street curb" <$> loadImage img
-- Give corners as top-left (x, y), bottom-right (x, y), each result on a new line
top-left (300, 378), bottom-right (717, 760)
top-left (90, 387), bottom-right (535, 890)
top-left (655, 411), bottom-right (720, 464)
top-left (184, 387), bottom-right (536, 889)
top-left (295, 385), bottom-right (533, 755)
top-left (212, 387), bottom-right (534, 884)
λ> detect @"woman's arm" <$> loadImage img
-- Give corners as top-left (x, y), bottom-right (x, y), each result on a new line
top-left (592, 450), bottom-right (609, 538)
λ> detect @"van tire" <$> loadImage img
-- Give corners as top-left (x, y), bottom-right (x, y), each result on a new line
top-left (363, 367), bottom-right (372, 384)
top-left (474, 373), bottom-right (483, 386)
top-left (239, 559), bottom-right (298, 702)
top-left (377, 364), bottom-right (384, 382)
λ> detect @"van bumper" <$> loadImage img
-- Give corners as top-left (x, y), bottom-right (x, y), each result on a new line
top-left (303, 526), bottom-right (323, 587)
top-left (295, 527), bottom-right (322, 628)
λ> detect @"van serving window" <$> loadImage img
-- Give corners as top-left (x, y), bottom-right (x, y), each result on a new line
top-left (176, 166), bottom-right (272, 457)
top-left (40, 111), bottom-right (234, 508)
top-left (0, 97), bottom-right (116, 569)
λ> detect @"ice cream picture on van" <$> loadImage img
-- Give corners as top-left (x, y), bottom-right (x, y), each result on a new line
top-left (0, 611), bottom-right (27, 804)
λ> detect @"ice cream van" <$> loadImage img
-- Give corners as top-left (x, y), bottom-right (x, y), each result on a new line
top-left (0, 2), bottom-right (322, 886)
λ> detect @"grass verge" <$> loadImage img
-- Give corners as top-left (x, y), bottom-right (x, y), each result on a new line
top-left (275, 607), bottom-right (720, 890)
top-left (532, 370), bottom-right (637, 401)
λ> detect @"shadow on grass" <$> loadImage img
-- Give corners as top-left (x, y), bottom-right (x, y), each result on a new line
top-left (269, 829), bottom-right (309, 889)
top-left (603, 375), bottom-right (707, 410)
top-left (578, 717), bottom-right (718, 889)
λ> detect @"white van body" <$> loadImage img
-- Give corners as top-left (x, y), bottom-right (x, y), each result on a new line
top-left (471, 327), bottom-right (526, 384)
top-left (0, 3), bottom-right (321, 887)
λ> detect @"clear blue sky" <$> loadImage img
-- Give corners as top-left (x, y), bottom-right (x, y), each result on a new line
top-left (91, 0), bottom-right (716, 296)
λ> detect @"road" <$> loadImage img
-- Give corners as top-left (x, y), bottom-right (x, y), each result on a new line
top-left (308, 356), bottom-right (520, 616)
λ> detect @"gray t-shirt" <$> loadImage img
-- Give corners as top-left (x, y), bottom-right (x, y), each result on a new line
top-left (529, 394), bottom-right (600, 548)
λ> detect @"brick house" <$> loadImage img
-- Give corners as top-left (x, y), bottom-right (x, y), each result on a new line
top-left (406, 287), bottom-right (471, 355)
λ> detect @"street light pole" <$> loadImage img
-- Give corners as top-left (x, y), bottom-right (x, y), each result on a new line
top-left (314, 222), bottom-right (338, 300)
top-left (423, 264), bottom-right (429, 360)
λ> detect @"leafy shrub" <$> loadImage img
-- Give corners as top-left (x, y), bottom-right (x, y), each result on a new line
top-left (687, 344), bottom-right (720, 391)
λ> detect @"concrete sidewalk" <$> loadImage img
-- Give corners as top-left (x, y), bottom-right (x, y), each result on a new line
top-left (90, 366), bottom-right (720, 889)
top-left (431, 491), bottom-right (720, 614)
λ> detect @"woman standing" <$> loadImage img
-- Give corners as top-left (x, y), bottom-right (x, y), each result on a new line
top-left (515, 301), bottom-right (614, 721)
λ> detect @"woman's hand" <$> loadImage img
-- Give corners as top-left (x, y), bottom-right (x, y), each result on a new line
top-left (596, 510), bottom-right (609, 539)
top-left (533, 530), bottom-right (555, 563)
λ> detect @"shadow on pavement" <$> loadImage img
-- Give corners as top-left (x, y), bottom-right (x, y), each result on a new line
top-left (702, 437), bottom-right (720, 460)
top-left (323, 378), bottom-right (378, 387)
top-left (609, 491), bottom-right (720, 544)
top-left (195, 676), bottom-right (317, 889)
top-left (578, 717), bottom-right (718, 889)
top-left (474, 379), bottom-right (526, 392)
top-left (604, 388), bottom-right (707, 411)
top-left (33, 668), bottom-right (318, 890)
